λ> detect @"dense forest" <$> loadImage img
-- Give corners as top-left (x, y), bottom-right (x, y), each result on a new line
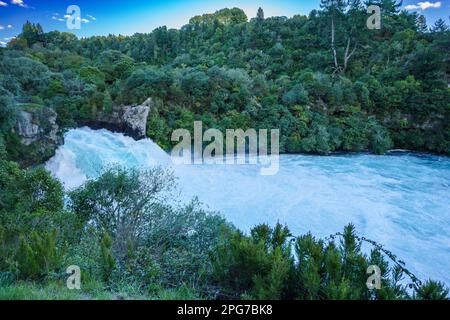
top-left (0, 1), bottom-right (449, 164)
top-left (0, 1), bottom-right (450, 299)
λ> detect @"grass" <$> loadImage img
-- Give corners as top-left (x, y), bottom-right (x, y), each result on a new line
top-left (0, 281), bottom-right (89, 300)
top-left (0, 280), bottom-right (202, 300)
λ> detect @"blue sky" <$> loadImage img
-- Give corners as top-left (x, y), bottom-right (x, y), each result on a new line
top-left (0, 0), bottom-right (449, 45)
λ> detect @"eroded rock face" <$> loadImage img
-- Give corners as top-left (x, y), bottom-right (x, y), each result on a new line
top-left (12, 98), bottom-right (152, 167)
top-left (14, 106), bottom-right (63, 166)
top-left (16, 110), bottom-right (41, 146)
top-left (122, 104), bottom-right (150, 139)
top-left (15, 107), bottom-right (61, 146)
top-left (87, 98), bottom-right (152, 140)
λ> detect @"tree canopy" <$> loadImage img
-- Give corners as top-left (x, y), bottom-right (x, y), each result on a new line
top-left (1, 5), bottom-right (448, 162)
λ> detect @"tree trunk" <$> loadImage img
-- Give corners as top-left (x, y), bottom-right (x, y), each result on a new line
top-left (343, 37), bottom-right (357, 73)
top-left (331, 15), bottom-right (339, 70)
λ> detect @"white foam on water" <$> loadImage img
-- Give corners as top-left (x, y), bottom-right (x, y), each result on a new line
top-left (46, 127), bottom-right (450, 285)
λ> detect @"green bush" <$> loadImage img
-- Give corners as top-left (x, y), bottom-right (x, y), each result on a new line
top-left (16, 230), bottom-right (62, 279)
top-left (100, 233), bottom-right (115, 282)
top-left (368, 119), bottom-right (393, 154)
top-left (211, 223), bottom-right (449, 300)
top-left (0, 160), bottom-right (73, 280)
top-left (68, 168), bottom-right (229, 294)
top-left (69, 166), bottom-right (175, 258)
top-left (0, 95), bottom-right (15, 134)
top-left (211, 223), bottom-right (292, 299)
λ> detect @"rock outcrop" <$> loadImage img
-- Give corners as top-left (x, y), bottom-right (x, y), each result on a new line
top-left (12, 98), bottom-right (152, 167)
top-left (83, 98), bottom-right (152, 140)
top-left (14, 106), bottom-right (63, 166)
top-left (16, 107), bottom-right (61, 146)
top-left (16, 110), bottom-right (41, 146)
top-left (122, 99), bottom-right (152, 139)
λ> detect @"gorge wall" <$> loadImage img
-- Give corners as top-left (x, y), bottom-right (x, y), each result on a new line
top-left (13, 98), bottom-right (152, 167)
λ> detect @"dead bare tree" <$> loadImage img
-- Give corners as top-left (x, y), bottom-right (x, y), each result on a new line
top-left (324, 0), bottom-right (359, 74)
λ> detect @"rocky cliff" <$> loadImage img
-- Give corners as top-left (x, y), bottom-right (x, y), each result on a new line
top-left (13, 98), bottom-right (152, 167)
top-left (13, 106), bottom-right (63, 167)
top-left (81, 98), bottom-right (152, 140)
top-left (16, 107), bottom-right (61, 146)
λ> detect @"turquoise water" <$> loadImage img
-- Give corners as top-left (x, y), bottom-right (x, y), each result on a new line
top-left (46, 127), bottom-right (450, 285)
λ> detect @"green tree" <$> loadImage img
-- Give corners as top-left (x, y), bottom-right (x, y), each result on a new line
top-left (19, 21), bottom-right (44, 47)
top-left (0, 95), bottom-right (15, 134)
top-left (256, 7), bottom-right (265, 21)
top-left (212, 223), bottom-right (292, 299)
top-left (415, 280), bottom-right (450, 300)
top-left (0, 161), bottom-right (70, 279)
top-left (431, 18), bottom-right (449, 33)
top-left (69, 167), bottom-right (175, 258)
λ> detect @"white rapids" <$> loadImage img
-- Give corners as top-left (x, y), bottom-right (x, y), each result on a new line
top-left (46, 127), bottom-right (450, 285)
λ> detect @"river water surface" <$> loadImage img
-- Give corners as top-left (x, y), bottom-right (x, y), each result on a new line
top-left (46, 127), bottom-right (450, 285)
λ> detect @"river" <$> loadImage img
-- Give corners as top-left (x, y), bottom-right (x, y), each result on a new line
top-left (46, 127), bottom-right (450, 285)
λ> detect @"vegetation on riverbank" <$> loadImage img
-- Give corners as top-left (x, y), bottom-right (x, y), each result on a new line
top-left (0, 1), bottom-right (449, 300)
top-left (1, 160), bottom-right (448, 300)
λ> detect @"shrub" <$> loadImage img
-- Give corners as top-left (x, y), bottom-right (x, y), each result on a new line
top-left (69, 166), bottom-right (175, 259)
top-left (68, 167), bottom-right (228, 295)
top-left (16, 230), bottom-right (62, 279)
top-left (211, 223), bottom-right (449, 300)
top-left (0, 161), bottom-right (72, 280)
top-left (211, 223), bottom-right (292, 299)
top-left (100, 233), bottom-right (115, 282)
top-left (143, 199), bottom-right (229, 290)
top-left (415, 280), bottom-right (450, 300)
top-left (368, 118), bottom-right (393, 154)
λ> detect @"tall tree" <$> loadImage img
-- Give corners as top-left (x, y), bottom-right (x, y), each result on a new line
top-left (375, 0), bottom-right (402, 15)
top-left (416, 15), bottom-right (428, 33)
top-left (321, 0), bottom-right (360, 74)
top-left (20, 21), bottom-right (44, 47)
top-left (257, 7), bottom-right (265, 21)
top-left (431, 18), bottom-right (449, 33)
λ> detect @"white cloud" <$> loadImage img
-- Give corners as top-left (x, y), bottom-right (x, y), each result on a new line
top-left (56, 13), bottom-right (95, 24)
top-left (0, 41), bottom-right (7, 47)
top-left (75, 17), bottom-right (90, 23)
top-left (52, 16), bottom-right (65, 22)
top-left (405, 1), bottom-right (442, 10)
top-left (0, 25), bottom-right (4, 30)
top-left (0, 1), bottom-right (8, 7)
top-left (405, 4), bottom-right (417, 10)
top-left (11, 0), bottom-right (27, 7)
top-left (7, 24), bottom-right (12, 28)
